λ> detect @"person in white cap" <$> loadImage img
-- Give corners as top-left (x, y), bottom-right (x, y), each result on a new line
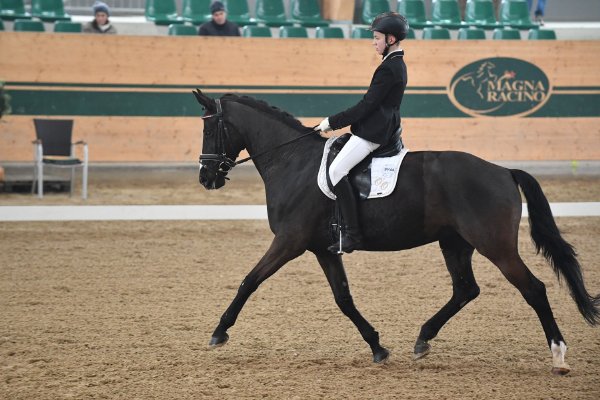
top-left (83, 1), bottom-right (117, 34)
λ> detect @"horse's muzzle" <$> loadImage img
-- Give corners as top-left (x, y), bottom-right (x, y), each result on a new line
top-left (199, 165), bottom-right (226, 190)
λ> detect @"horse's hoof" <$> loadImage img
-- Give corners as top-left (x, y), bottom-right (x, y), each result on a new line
top-left (209, 333), bottom-right (229, 348)
top-left (413, 339), bottom-right (431, 360)
top-left (373, 347), bottom-right (390, 364)
top-left (551, 367), bottom-right (570, 376)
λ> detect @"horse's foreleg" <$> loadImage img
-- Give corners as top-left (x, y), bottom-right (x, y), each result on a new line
top-left (415, 234), bottom-right (479, 360)
top-left (209, 235), bottom-right (305, 348)
top-left (315, 251), bottom-right (390, 364)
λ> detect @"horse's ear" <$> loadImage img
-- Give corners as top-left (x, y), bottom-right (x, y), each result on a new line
top-left (193, 89), bottom-right (216, 112)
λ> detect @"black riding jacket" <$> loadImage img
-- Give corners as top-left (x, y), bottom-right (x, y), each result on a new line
top-left (198, 20), bottom-right (241, 36)
top-left (328, 50), bottom-right (407, 145)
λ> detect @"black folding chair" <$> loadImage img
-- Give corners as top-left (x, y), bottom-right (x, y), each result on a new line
top-left (31, 119), bottom-right (88, 199)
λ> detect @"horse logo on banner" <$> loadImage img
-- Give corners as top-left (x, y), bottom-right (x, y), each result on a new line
top-left (449, 57), bottom-right (551, 117)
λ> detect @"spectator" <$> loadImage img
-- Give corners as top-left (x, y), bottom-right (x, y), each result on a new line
top-left (527, 0), bottom-right (546, 25)
top-left (198, 1), bottom-right (240, 36)
top-left (83, 1), bottom-right (117, 34)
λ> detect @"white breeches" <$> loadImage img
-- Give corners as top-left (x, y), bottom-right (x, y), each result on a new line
top-left (328, 135), bottom-right (380, 186)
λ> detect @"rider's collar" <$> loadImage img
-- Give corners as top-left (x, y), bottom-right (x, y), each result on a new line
top-left (383, 49), bottom-right (404, 62)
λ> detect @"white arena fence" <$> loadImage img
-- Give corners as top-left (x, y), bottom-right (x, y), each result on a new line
top-left (1, 203), bottom-right (599, 221)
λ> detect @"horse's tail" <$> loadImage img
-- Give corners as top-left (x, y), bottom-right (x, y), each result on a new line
top-left (511, 169), bottom-right (600, 326)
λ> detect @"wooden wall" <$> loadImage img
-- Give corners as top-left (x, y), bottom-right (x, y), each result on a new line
top-left (1, 33), bottom-right (599, 162)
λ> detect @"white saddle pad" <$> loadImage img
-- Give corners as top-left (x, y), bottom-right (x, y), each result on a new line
top-left (318, 136), bottom-right (409, 200)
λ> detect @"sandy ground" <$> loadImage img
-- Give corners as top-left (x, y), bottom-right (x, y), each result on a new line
top-left (1, 167), bottom-right (600, 399)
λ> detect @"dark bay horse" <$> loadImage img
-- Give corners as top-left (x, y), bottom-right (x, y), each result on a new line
top-left (193, 90), bottom-right (599, 375)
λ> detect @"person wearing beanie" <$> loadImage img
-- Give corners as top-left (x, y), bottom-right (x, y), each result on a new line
top-left (83, 1), bottom-right (117, 34)
top-left (198, 1), bottom-right (240, 36)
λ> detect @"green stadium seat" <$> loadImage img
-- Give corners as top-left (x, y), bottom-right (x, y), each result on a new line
top-left (431, 0), bottom-right (464, 29)
top-left (492, 27), bottom-right (521, 39)
top-left (351, 26), bottom-right (372, 39)
top-left (224, 0), bottom-right (257, 26)
top-left (54, 21), bottom-right (81, 32)
top-left (361, 0), bottom-right (390, 25)
top-left (31, 0), bottom-right (71, 22)
top-left (0, 0), bottom-right (32, 21)
top-left (457, 26), bottom-right (486, 39)
top-left (168, 23), bottom-right (198, 35)
top-left (242, 25), bottom-right (272, 37)
top-left (528, 28), bottom-right (556, 40)
top-left (255, 0), bottom-right (293, 27)
top-left (146, 0), bottom-right (183, 26)
top-left (182, 0), bottom-right (211, 25)
top-left (405, 27), bottom-right (416, 39)
top-left (0, 19), bottom-right (4, 29)
top-left (397, 0), bottom-right (431, 29)
top-left (13, 18), bottom-right (45, 31)
top-left (315, 26), bottom-right (344, 39)
top-left (465, 0), bottom-right (499, 29)
top-left (500, 0), bottom-right (537, 29)
top-left (291, 0), bottom-right (328, 27)
top-left (422, 26), bottom-right (451, 39)
top-left (279, 25), bottom-right (308, 38)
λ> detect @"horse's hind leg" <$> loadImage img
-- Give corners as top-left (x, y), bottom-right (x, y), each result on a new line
top-left (315, 251), bottom-right (390, 364)
top-left (414, 233), bottom-right (479, 360)
top-left (486, 251), bottom-right (570, 375)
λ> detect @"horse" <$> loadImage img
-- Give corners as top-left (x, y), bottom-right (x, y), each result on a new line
top-left (193, 89), bottom-right (599, 375)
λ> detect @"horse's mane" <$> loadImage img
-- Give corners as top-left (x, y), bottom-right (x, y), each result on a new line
top-left (222, 93), bottom-right (308, 132)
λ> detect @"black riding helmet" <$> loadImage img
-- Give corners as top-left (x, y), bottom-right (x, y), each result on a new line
top-left (370, 12), bottom-right (409, 57)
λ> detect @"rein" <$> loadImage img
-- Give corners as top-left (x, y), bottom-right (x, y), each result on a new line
top-left (235, 128), bottom-right (318, 165)
top-left (199, 99), bottom-right (319, 172)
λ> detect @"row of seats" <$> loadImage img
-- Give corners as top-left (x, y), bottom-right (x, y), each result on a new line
top-left (0, 0), bottom-right (328, 26)
top-left (1, 17), bottom-right (555, 41)
top-left (0, 0), bottom-right (539, 29)
top-left (149, 0), bottom-right (541, 29)
top-left (382, 0), bottom-right (538, 30)
top-left (146, 0), bottom-right (328, 27)
top-left (0, 0), bottom-right (70, 22)
top-left (237, 25), bottom-right (555, 39)
top-left (0, 18), bottom-right (80, 31)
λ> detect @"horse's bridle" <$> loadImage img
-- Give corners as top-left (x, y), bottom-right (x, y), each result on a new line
top-left (199, 99), bottom-right (237, 179)
top-left (199, 98), bottom-right (319, 177)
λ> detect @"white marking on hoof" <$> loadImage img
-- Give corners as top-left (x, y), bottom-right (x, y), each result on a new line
top-left (551, 340), bottom-right (570, 375)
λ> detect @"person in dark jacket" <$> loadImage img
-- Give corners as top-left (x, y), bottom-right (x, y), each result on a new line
top-left (198, 1), bottom-right (240, 36)
top-left (83, 1), bottom-right (117, 34)
top-left (316, 12), bottom-right (409, 254)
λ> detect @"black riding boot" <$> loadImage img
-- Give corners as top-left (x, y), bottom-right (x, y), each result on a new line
top-left (328, 176), bottom-right (363, 254)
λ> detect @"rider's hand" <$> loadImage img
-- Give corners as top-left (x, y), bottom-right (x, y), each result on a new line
top-left (316, 118), bottom-right (332, 133)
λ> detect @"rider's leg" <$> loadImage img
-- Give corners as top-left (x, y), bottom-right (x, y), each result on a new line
top-left (328, 135), bottom-right (379, 253)
top-left (329, 135), bottom-right (380, 187)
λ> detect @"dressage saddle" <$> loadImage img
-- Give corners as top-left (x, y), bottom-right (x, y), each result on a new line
top-left (325, 128), bottom-right (404, 200)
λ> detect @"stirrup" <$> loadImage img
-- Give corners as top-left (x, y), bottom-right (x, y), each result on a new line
top-left (329, 228), bottom-right (344, 255)
top-left (328, 228), bottom-right (362, 254)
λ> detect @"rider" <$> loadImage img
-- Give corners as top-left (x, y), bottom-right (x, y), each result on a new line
top-left (316, 12), bottom-right (409, 254)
